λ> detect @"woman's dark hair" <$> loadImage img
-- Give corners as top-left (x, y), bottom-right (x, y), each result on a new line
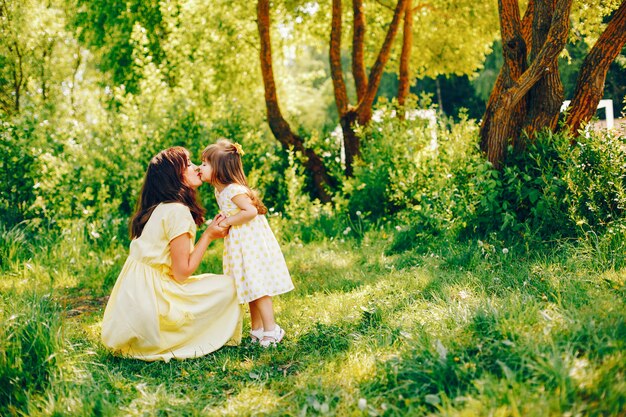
top-left (130, 146), bottom-right (206, 238)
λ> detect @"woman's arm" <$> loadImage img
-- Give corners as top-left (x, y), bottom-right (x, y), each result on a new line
top-left (170, 214), bottom-right (227, 283)
top-left (220, 194), bottom-right (257, 227)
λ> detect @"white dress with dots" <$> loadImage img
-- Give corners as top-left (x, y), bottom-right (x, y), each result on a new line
top-left (216, 184), bottom-right (294, 304)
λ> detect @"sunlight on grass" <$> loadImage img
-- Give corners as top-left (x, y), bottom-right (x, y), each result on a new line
top-left (2, 235), bottom-right (625, 416)
top-left (206, 386), bottom-right (282, 416)
top-left (122, 384), bottom-right (190, 416)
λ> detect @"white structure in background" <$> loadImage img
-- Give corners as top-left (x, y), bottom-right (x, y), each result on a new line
top-left (560, 99), bottom-right (614, 129)
top-left (335, 108), bottom-right (438, 164)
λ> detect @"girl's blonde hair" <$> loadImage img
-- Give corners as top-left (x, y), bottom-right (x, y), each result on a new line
top-left (202, 139), bottom-right (267, 215)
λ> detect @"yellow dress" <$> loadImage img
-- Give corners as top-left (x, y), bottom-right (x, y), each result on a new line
top-left (216, 184), bottom-right (294, 304)
top-left (101, 203), bottom-right (242, 362)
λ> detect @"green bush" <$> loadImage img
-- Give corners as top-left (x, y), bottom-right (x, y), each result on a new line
top-left (565, 131), bottom-right (626, 231)
top-left (374, 116), bottom-right (626, 253)
top-left (0, 120), bottom-right (37, 225)
top-left (470, 131), bottom-right (574, 241)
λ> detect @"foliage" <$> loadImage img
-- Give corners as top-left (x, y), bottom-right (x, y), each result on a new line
top-left (342, 99), bottom-right (488, 251)
top-left (0, 292), bottom-right (62, 415)
top-left (0, 120), bottom-right (37, 225)
top-left (341, 103), bottom-right (626, 254)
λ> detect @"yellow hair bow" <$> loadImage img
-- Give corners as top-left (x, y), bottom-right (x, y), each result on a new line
top-left (233, 142), bottom-right (245, 156)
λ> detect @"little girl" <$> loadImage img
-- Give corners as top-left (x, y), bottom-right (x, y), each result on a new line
top-left (199, 139), bottom-right (294, 347)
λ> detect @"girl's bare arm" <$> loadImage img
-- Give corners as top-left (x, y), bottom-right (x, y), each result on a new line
top-left (220, 194), bottom-right (257, 227)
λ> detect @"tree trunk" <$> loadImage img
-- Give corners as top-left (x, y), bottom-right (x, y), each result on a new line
top-left (481, 0), bottom-right (572, 168)
top-left (398, 0), bottom-right (413, 108)
top-left (521, 0), bottom-right (535, 54)
top-left (330, 0), bottom-right (349, 116)
top-left (355, 0), bottom-right (408, 126)
top-left (480, 0), bottom-right (534, 156)
top-left (523, 0), bottom-right (563, 141)
top-left (352, 0), bottom-right (367, 102)
top-left (257, 0), bottom-right (333, 202)
top-left (330, 0), bottom-right (357, 175)
top-left (565, 0), bottom-right (626, 136)
top-left (340, 109), bottom-right (359, 176)
top-left (330, 0), bottom-right (408, 176)
top-left (480, 0), bottom-right (527, 166)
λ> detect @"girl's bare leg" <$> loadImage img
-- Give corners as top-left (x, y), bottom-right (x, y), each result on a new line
top-left (249, 302), bottom-right (263, 331)
top-left (252, 296), bottom-right (276, 331)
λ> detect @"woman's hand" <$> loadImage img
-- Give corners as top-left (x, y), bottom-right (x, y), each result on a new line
top-left (205, 213), bottom-right (229, 239)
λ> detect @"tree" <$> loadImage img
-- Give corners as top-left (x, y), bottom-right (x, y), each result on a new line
top-left (0, 0), bottom-right (80, 116)
top-left (480, 0), bottom-right (626, 168)
top-left (257, 0), bottom-right (335, 202)
top-left (330, 0), bottom-right (408, 176)
top-left (255, 0), bottom-right (499, 184)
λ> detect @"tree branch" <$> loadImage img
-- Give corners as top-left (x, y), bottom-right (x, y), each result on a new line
top-left (357, 0), bottom-right (408, 125)
top-left (398, 0), bottom-right (413, 106)
top-left (501, 0), bottom-right (572, 110)
top-left (566, 0), bottom-right (626, 135)
top-left (352, 0), bottom-right (368, 101)
top-left (330, 0), bottom-right (349, 116)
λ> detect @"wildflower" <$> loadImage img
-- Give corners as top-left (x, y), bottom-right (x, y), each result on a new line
top-left (343, 226), bottom-right (351, 235)
top-left (502, 248), bottom-right (509, 254)
top-left (358, 398), bottom-right (367, 410)
top-left (356, 210), bottom-right (362, 216)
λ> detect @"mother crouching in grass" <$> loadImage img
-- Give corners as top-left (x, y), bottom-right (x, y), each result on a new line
top-left (101, 146), bottom-right (242, 361)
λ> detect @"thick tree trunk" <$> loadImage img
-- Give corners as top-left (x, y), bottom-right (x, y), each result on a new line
top-left (523, 0), bottom-right (563, 141)
top-left (565, 0), bottom-right (626, 136)
top-left (352, 0), bottom-right (368, 102)
top-left (521, 0), bottom-right (535, 54)
top-left (480, 0), bottom-right (534, 156)
top-left (398, 0), bottom-right (413, 108)
top-left (481, 0), bottom-right (572, 168)
top-left (257, 0), bottom-right (333, 202)
top-left (480, 0), bottom-right (527, 166)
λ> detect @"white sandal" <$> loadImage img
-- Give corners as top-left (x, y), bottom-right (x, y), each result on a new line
top-left (260, 324), bottom-right (285, 348)
top-left (250, 328), bottom-right (264, 343)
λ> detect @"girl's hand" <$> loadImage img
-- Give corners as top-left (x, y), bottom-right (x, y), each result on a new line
top-left (205, 214), bottom-right (229, 239)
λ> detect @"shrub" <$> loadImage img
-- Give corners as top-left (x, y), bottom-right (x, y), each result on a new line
top-left (0, 120), bottom-right (38, 225)
top-left (378, 116), bottom-right (626, 253)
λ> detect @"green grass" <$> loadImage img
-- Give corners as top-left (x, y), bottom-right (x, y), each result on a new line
top-left (0, 226), bottom-right (625, 416)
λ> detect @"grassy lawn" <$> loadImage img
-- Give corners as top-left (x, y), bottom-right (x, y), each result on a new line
top-left (1, 229), bottom-right (625, 416)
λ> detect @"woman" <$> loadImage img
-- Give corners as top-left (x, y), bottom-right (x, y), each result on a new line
top-left (101, 147), bottom-right (242, 362)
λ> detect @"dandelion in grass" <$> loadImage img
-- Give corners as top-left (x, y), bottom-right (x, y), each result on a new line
top-left (358, 398), bottom-right (367, 410)
top-left (343, 227), bottom-right (351, 235)
top-left (569, 358), bottom-right (591, 388)
top-left (502, 247), bottom-right (509, 254)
